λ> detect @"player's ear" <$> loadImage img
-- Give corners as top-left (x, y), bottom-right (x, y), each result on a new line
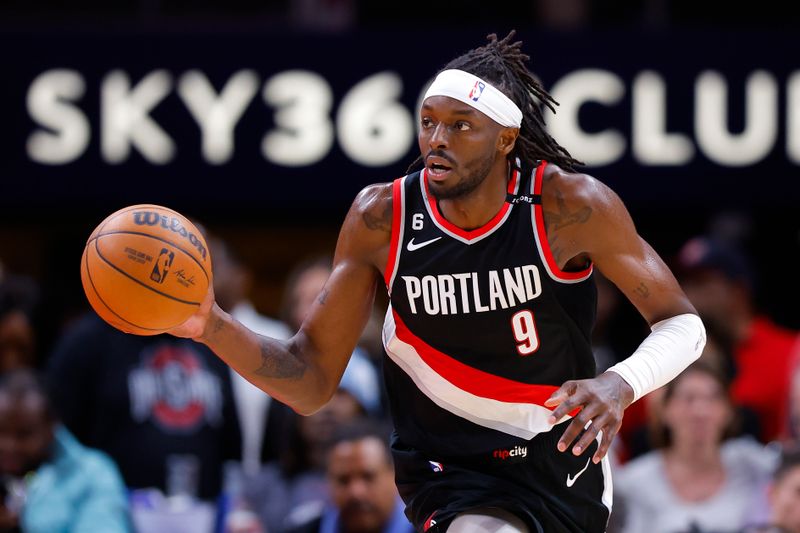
top-left (497, 127), bottom-right (519, 156)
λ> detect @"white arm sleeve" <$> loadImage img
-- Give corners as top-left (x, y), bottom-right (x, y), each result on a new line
top-left (606, 313), bottom-right (706, 403)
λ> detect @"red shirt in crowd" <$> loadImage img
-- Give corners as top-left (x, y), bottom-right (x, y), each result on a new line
top-left (731, 316), bottom-right (800, 442)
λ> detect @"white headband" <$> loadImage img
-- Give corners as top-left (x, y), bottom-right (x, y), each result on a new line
top-left (423, 69), bottom-right (523, 128)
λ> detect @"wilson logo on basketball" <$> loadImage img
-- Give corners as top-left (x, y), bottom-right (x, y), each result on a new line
top-left (132, 211), bottom-right (208, 260)
top-left (150, 248), bottom-right (175, 284)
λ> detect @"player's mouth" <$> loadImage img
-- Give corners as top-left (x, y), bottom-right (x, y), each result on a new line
top-left (426, 156), bottom-right (454, 180)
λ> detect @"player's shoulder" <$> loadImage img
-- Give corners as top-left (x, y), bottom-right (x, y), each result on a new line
top-left (354, 182), bottom-right (393, 210)
top-left (541, 163), bottom-right (620, 213)
top-left (348, 182), bottom-right (394, 233)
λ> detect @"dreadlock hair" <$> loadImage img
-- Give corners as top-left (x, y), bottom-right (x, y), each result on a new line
top-left (410, 31), bottom-right (582, 173)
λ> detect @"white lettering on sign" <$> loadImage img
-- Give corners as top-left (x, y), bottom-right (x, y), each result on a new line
top-left (24, 67), bottom-right (798, 169)
top-left (27, 69), bottom-right (90, 165)
top-left (178, 70), bottom-right (259, 165)
top-left (695, 70), bottom-right (778, 166)
top-left (101, 70), bottom-right (175, 164)
top-left (547, 69), bottom-right (626, 166)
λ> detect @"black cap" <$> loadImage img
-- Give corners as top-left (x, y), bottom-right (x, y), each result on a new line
top-left (676, 236), bottom-right (754, 288)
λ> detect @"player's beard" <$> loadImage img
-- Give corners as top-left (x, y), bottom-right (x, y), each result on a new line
top-left (428, 153), bottom-right (496, 200)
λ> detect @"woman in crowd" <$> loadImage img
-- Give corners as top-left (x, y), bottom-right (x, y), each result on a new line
top-left (615, 361), bottom-right (775, 532)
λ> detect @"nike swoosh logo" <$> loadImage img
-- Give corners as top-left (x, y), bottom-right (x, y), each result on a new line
top-left (407, 237), bottom-right (442, 252)
top-left (566, 458), bottom-right (592, 488)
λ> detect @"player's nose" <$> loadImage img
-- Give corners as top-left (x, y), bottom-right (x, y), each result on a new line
top-left (428, 123), bottom-right (449, 150)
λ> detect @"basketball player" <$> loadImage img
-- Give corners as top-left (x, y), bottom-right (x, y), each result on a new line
top-left (169, 32), bottom-right (706, 532)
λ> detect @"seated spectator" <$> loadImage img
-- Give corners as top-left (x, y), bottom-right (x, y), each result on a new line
top-left (677, 236), bottom-right (800, 442)
top-left (279, 256), bottom-right (381, 416)
top-left (615, 362), bottom-right (774, 533)
top-left (0, 276), bottom-right (39, 372)
top-left (783, 355), bottom-right (800, 444)
top-left (766, 447), bottom-right (800, 533)
top-left (287, 420), bottom-right (413, 533)
top-left (46, 313), bottom-right (241, 501)
top-left (624, 328), bottom-right (762, 460)
top-left (209, 235), bottom-right (291, 475)
top-left (242, 375), bottom-right (372, 533)
top-left (0, 370), bottom-right (130, 533)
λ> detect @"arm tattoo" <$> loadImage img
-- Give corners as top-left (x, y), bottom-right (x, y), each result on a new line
top-left (633, 282), bottom-right (650, 299)
top-left (254, 339), bottom-right (307, 380)
top-left (362, 198), bottom-right (393, 232)
top-left (212, 317), bottom-right (225, 334)
top-left (543, 189), bottom-right (592, 232)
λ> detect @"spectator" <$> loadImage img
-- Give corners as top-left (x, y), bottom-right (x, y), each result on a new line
top-left (209, 235), bottom-right (291, 475)
top-left (787, 360), bottom-right (800, 444)
top-left (766, 447), bottom-right (800, 533)
top-left (279, 257), bottom-right (381, 416)
top-left (287, 420), bottom-right (413, 533)
top-left (677, 235), bottom-right (800, 442)
top-left (242, 359), bottom-right (376, 533)
top-left (0, 370), bottom-right (130, 533)
top-left (46, 313), bottom-right (241, 501)
top-left (615, 362), bottom-right (773, 533)
top-left (0, 276), bottom-right (39, 372)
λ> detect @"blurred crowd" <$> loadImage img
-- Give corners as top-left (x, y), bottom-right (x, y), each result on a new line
top-left (1, 220), bottom-right (799, 533)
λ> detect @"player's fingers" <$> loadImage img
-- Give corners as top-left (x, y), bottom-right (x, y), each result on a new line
top-left (571, 413), bottom-right (610, 457)
top-left (545, 380), bottom-right (579, 407)
top-left (545, 381), bottom-right (579, 421)
top-left (556, 403), bottom-right (600, 453)
top-left (592, 419), bottom-right (622, 464)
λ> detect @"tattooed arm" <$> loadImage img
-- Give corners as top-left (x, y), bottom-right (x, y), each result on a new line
top-left (540, 165), bottom-right (698, 463)
top-left (169, 184), bottom-right (393, 415)
top-left (541, 164), bottom-right (695, 325)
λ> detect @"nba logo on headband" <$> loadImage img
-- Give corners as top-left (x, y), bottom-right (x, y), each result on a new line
top-left (425, 69), bottom-right (523, 127)
top-left (468, 81), bottom-right (486, 101)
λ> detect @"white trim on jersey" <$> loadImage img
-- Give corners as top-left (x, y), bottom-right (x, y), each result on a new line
top-left (386, 176), bottom-right (407, 295)
top-left (600, 455), bottom-right (614, 514)
top-left (419, 168), bottom-right (521, 245)
top-left (382, 307), bottom-right (562, 440)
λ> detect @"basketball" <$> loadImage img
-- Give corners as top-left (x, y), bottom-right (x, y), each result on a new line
top-left (80, 204), bottom-right (212, 335)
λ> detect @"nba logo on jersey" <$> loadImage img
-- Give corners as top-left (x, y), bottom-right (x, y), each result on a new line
top-left (468, 80), bottom-right (485, 101)
top-left (428, 461), bottom-right (444, 472)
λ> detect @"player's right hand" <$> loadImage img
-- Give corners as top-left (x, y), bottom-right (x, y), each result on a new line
top-left (166, 282), bottom-right (217, 340)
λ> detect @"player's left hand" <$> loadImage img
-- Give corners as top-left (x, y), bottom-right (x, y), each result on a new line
top-left (544, 372), bottom-right (635, 464)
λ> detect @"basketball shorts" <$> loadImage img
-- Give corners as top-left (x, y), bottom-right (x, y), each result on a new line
top-left (390, 422), bottom-right (612, 533)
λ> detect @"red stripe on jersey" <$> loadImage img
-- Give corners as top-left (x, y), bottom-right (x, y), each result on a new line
top-left (392, 309), bottom-right (572, 410)
top-left (423, 512), bottom-right (437, 531)
top-left (422, 167), bottom-right (519, 241)
top-left (532, 161), bottom-right (593, 281)
top-left (384, 178), bottom-right (404, 289)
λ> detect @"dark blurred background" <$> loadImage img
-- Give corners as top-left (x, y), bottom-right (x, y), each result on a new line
top-left (1, 0), bottom-right (798, 361)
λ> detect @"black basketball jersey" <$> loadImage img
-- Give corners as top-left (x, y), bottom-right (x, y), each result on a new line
top-left (381, 160), bottom-right (598, 459)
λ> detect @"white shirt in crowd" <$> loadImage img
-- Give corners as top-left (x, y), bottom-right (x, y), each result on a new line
top-left (615, 438), bottom-right (777, 533)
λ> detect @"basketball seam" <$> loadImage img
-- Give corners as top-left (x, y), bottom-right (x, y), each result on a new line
top-left (89, 230), bottom-right (210, 283)
top-left (83, 247), bottom-right (165, 332)
top-left (92, 238), bottom-right (202, 307)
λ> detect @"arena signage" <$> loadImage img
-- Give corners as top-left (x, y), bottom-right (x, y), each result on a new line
top-left (2, 29), bottom-right (798, 213)
top-left (24, 67), bottom-right (800, 169)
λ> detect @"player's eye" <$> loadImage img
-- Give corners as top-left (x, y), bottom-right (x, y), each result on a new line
top-left (420, 117), bottom-right (434, 129)
top-left (454, 121), bottom-right (471, 131)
